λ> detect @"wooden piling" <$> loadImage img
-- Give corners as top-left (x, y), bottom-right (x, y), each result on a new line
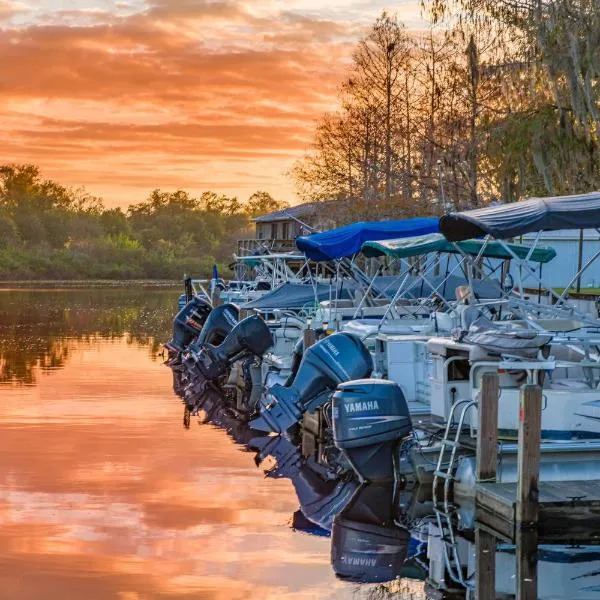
top-left (211, 288), bottom-right (222, 307)
top-left (303, 326), bottom-right (316, 349)
top-left (476, 372), bottom-right (499, 483)
top-left (516, 528), bottom-right (538, 600)
top-left (517, 384), bottom-right (542, 528)
top-left (475, 527), bottom-right (496, 600)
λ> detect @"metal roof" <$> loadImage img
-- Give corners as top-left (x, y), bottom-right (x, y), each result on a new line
top-left (252, 201), bottom-right (323, 223)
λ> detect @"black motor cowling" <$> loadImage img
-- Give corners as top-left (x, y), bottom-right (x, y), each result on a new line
top-left (194, 303), bottom-right (239, 346)
top-left (250, 333), bottom-right (373, 434)
top-left (165, 295), bottom-right (212, 353)
top-left (333, 379), bottom-right (412, 483)
top-left (283, 336), bottom-right (305, 387)
top-left (331, 482), bottom-right (410, 582)
top-left (184, 315), bottom-right (273, 405)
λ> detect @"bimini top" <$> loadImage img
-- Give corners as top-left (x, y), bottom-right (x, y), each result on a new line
top-left (440, 192), bottom-right (600, 241)
top-left (296, 217), bottom-right (439, 262)
top-left (362, 233), bottom-right (556, 263)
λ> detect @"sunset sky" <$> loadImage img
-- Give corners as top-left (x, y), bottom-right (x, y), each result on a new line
top-left (0, 0), bottom-right (422, 208)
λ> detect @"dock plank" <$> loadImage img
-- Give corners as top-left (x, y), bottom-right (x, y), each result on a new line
top-left (476, 480), bottom-right (600, 543)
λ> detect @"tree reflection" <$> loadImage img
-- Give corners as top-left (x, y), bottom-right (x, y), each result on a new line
top-left (0, 287), bottom-right (177, 384)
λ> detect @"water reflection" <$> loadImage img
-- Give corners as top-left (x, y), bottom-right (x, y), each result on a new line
top-left (6, 288), bottom-right (596, 599)
top-left (0, 288), bottom-right (427, 600)
top-left (188, 382), bottom-right (430, 598)
top-left (0, 288), bottom-right (175, 384)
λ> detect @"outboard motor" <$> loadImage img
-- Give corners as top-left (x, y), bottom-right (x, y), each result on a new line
top-left (333, 379), bottom-right (412, 482)
top-left (284, 336), bottom-right (304, 387)
top-left (184, 315), bottom-right (273, 406)
top-left (252, 434), bottom-right (359, 531)
top-left (194, 303), bottom-right (239, 346)
top-left (251, 333), bottom-right (373, 434)
top-left (179, 303), bottom-right (240, 400)
top-left (331, 482), bottom-right (410, 582)
top-left (165, 295), bottom-right (212, 354)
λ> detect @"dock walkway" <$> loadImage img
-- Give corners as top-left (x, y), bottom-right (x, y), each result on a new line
top-left (476, 480), bottom-right (600, 543)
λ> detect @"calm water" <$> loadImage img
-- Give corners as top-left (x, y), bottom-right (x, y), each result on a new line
top-left (0, 288), bottom-right (426, 600)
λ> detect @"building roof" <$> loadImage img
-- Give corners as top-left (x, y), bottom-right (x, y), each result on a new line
top-left (252, 200), bottom-right (324, 223)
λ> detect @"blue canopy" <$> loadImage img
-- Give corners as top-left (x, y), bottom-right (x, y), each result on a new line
top-left (295, 218), bottom-right (440, 261)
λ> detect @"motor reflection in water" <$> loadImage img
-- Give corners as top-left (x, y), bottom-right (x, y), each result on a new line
top-left (174, 367), bottom-right (600, 600)
top-left (174, 372), bottom-right (430, 589)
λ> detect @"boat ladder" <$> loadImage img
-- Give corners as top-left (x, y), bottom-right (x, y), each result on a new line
top-left (431, 399), bottom-right (477, 591)
top-left (432, 398), bottom-right (477, 511)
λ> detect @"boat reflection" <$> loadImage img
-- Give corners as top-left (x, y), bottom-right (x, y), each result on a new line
top-left (182, 383), bottom-right (600, 599)
top-left (180, 383), bottom-right (430, 589)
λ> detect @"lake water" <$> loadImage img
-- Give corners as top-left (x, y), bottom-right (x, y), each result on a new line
top-left (0, 288), bottom-right (426, 600)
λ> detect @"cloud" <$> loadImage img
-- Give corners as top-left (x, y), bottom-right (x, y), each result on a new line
top-left (0, 0), bottom-right (27, 22)
top-left (0, 1), bottom-right (419, 206)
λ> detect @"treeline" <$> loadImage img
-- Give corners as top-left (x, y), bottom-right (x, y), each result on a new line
top-left (0, 165), bottom-right (287, 280)
top-left (293, 2), bottom-right (600, 214)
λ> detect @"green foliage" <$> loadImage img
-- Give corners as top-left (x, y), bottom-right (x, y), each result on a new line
top-left (0, 164), bottom-right (287, 280)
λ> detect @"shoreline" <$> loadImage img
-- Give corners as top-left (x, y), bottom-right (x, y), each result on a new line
top-left (0, 279), bottom-right (182, 289)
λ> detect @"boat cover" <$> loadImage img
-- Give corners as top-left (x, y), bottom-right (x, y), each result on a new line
top-left (362, 233), bottom-right (556, 263)
top-left (242, 274), bottom-right (502, 311)
top-left (464, 316), bottom-right (552, 358)
top-left (296, 218), bottom-right (439, 261)
top-left (440, 192), bottom-right (600, 241)
top-left (380, 274), bottom-right (503, 301)
top-left (241, 282), bottom-right (356, 310)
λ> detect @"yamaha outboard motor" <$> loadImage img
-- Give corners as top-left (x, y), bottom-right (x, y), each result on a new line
top-left (184, 315), bottom-right (273, 406)
top-left (194, 303), bottom-right (239, 346)
top-left (165, 295), bottom-right (212, 354)
top-left (333, 379), bottom-right (412, 482)
top-left (252, 434), bottom-right (359, 531)
top-left (284, 336), bottom-right (304, 387)
top-left (251, 333), bottom-right (373, 434)
top-left (331, 482), bottom-right (410, 582)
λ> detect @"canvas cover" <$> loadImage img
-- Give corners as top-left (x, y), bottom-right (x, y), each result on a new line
top-left (361, 233), bottom-right (556, 263)
top-left (241, 282), bottom-right (356, 310)
top-left (296, 218), bottom-right (439, 261)
top-left (440, 192), bottom-right (600, 241)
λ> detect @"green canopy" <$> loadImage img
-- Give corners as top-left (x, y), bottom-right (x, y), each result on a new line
top-left (362, 233), bottom-right (556, 263)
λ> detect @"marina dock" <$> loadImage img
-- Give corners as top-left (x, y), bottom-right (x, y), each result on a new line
top-left (476, 480), bottom-right (600, 543)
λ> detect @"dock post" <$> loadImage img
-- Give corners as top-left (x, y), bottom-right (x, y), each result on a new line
top-left (475, 527), bottom-right (497, 600)
top-left (303, 325), bottom-right (316, 349)
top-left (517, 384), bottom-right (542, 528)
top-left (516, 528), bottom-right (538, 600)
top-left (211, 288), bottom-right (222, 307)
top-left (476, 372), bottom-right (499, 483)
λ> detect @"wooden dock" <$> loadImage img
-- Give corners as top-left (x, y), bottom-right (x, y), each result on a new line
top-left (477, 480), bottom-right (600, 543)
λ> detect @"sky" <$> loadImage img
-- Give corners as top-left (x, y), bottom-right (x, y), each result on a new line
top-left (0, 0), bottom-right (422, 208)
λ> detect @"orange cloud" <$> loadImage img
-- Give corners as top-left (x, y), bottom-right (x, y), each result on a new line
top-left (0, 1), bottom-right (386, 207)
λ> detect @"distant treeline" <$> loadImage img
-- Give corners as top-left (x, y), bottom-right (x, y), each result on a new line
top-left (0, 164), bottom-right (288, 280)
